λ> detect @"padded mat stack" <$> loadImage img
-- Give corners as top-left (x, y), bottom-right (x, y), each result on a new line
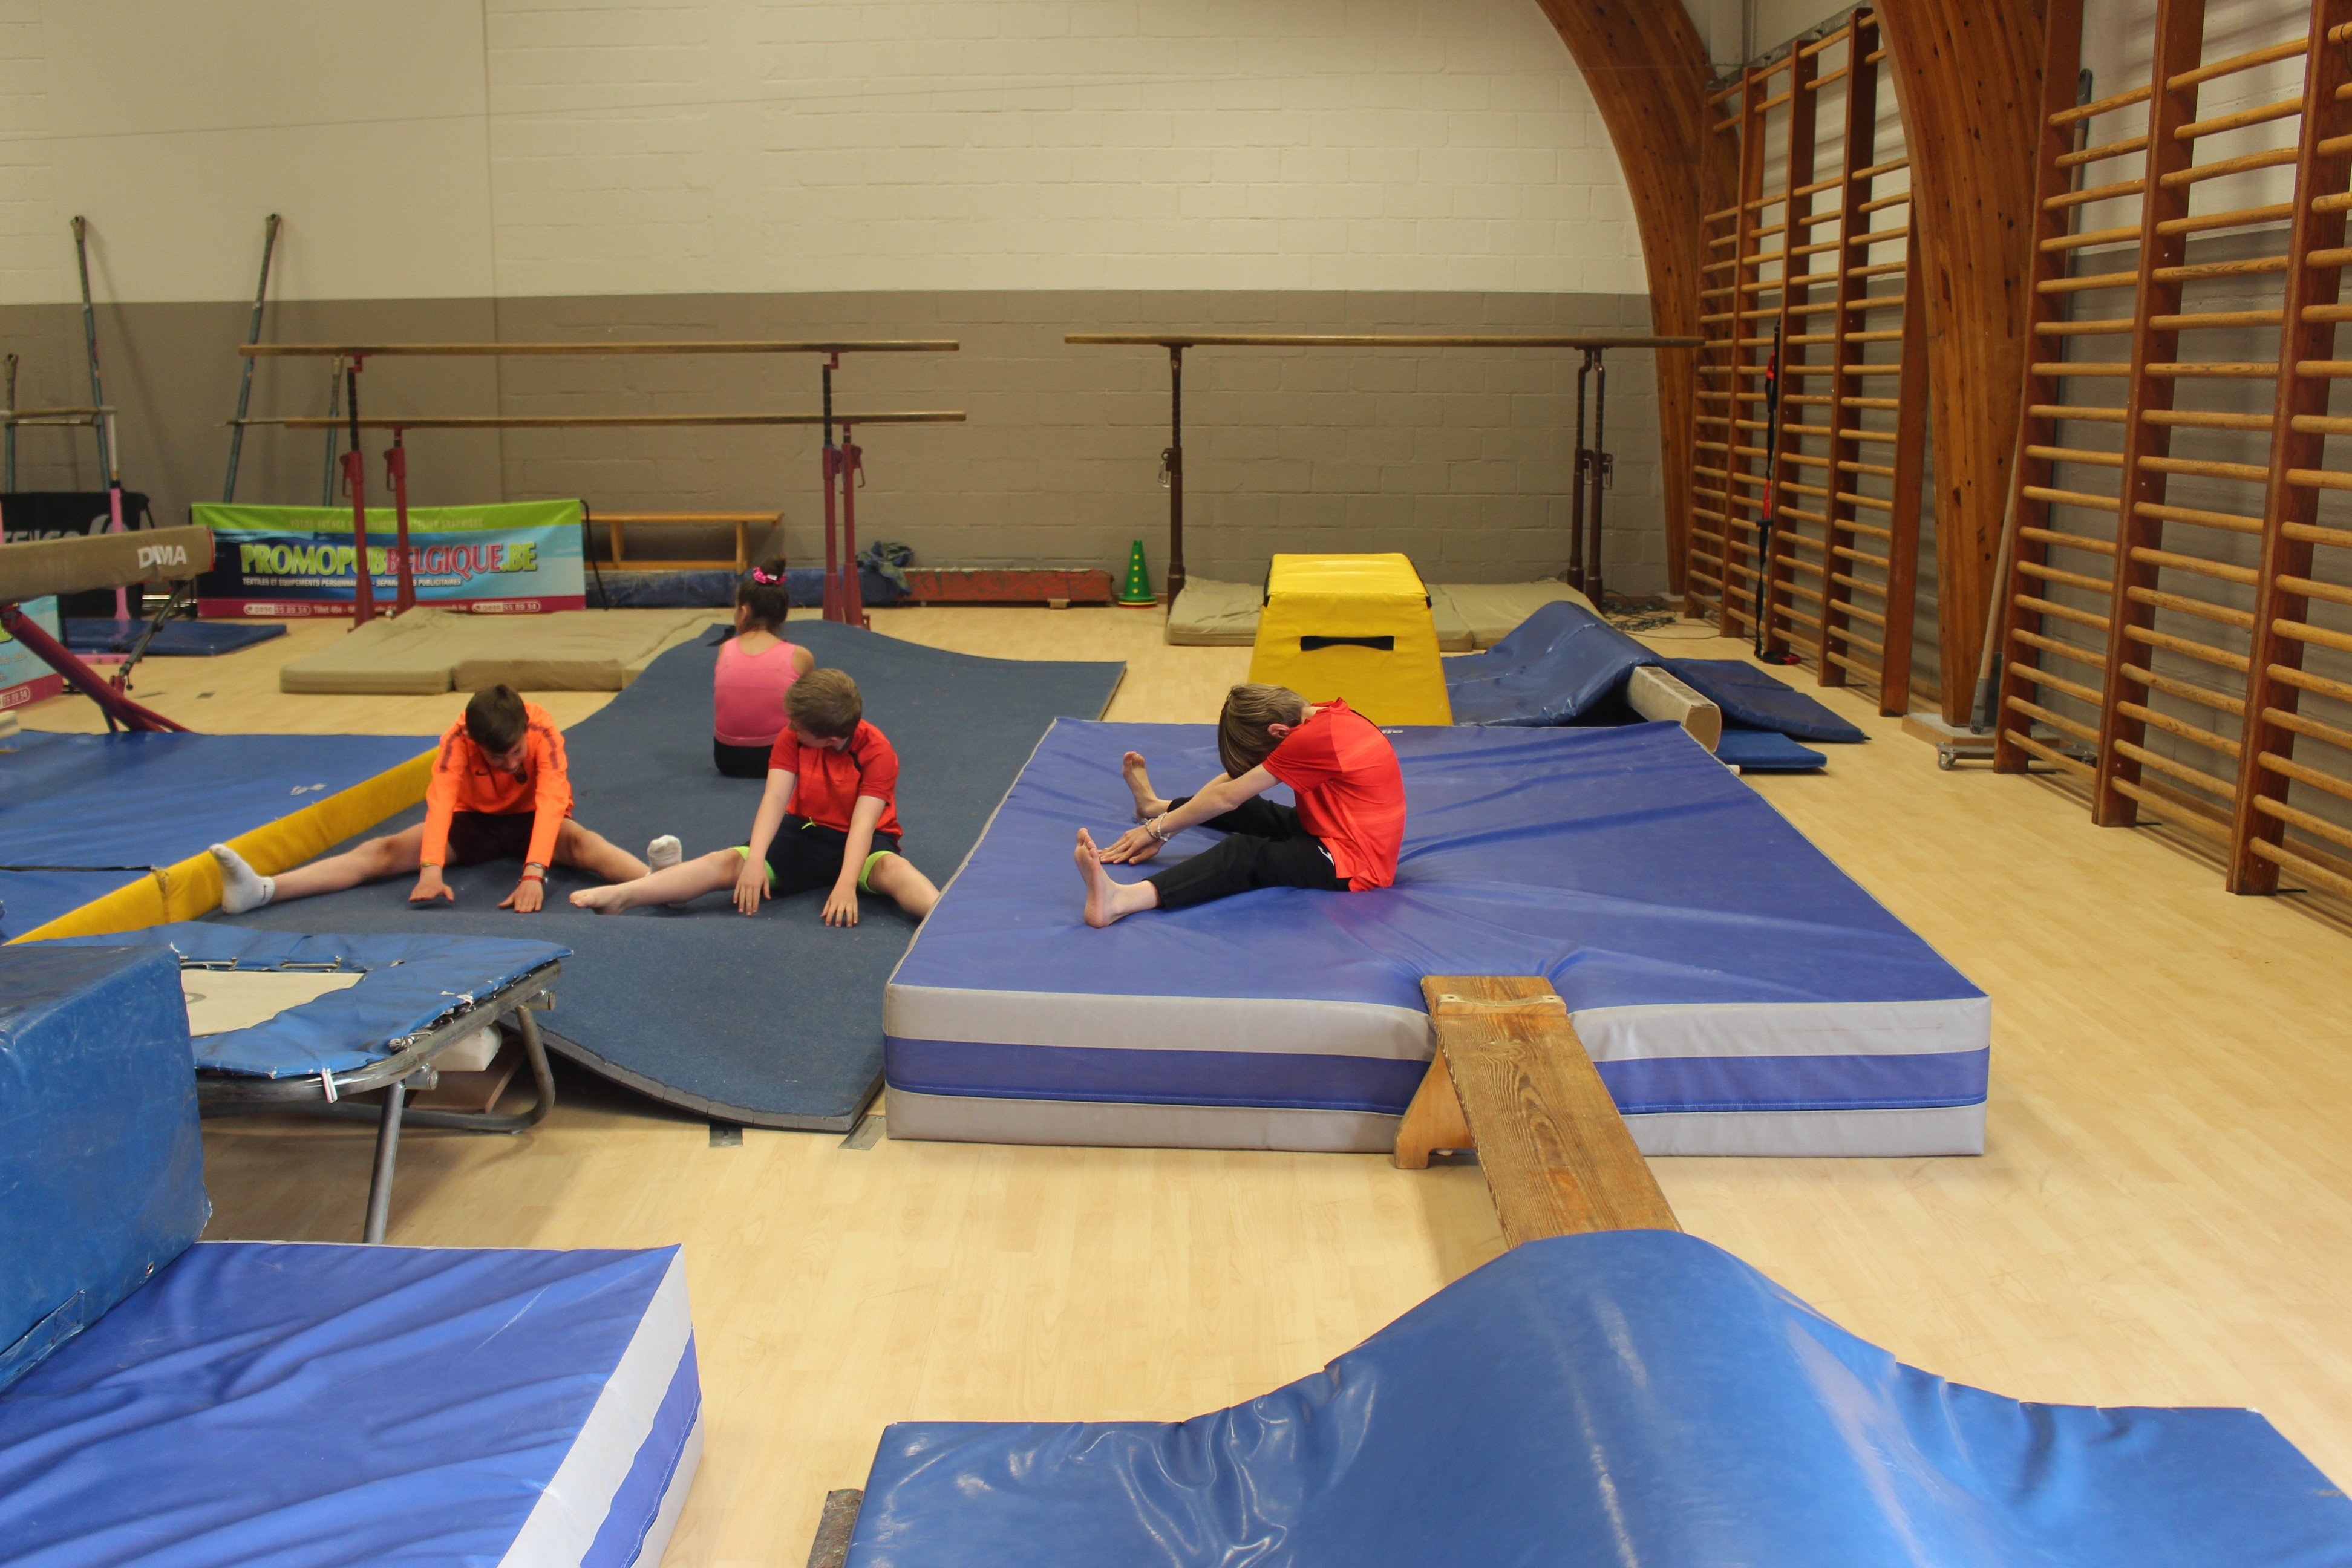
top-left (844, 1230), bottom-right (2352, 1568)
top-left (222, 622), bottom-right (1125, 1129)
top-left (278, 606), bottom-right (716, 694)
top-left (886, 719), bottom-right (1985, 1157)
top-left (1164, 577), bottom-right (1596, 650)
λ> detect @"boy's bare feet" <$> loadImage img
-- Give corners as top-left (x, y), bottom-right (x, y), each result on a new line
top-left (1121, 751), bottom-right (1169, 820)
top-left (569, 883), bottom-right (634, 915)
top-left (1076, 828), bottom-right (1119, 927)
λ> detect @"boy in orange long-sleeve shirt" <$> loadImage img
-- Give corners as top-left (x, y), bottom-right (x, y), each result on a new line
top-left (211, 684), bottom-right (668, 915)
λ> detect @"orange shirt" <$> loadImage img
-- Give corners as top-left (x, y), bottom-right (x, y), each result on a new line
top-left (419, 702), bottom-right (573, 870)
top-left (1264, 699), bottom-right (1405, 890)
top-left (768, 720), bottom-right (903, 838)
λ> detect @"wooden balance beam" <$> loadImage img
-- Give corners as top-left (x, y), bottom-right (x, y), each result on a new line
top-left (0, 524), bottom-right (214, 603)
top-left (1396, 976), bottom-right (1679, 1245)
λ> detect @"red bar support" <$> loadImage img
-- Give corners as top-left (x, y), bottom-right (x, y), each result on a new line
top-left (385, 431), bottom-right (415, 613)
top-left (838, 423), bottom-right (866, 629)
top-left (342, 357), bottom-right (376, 626)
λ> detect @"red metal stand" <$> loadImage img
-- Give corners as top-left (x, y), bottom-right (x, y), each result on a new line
top-left (342, 358), bottom-right (376, 626)
top-left (385, 430), bottom-right (416, 613)
top-left (837, 423), bottom-right (866, 630)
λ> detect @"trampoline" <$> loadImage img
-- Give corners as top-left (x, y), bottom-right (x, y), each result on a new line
top-left (843, 1229), bottom-right (2348, 1568)
top-left (885, 718), bottom-right (1987, 1157)
top-left (0, 729), bottom-right (432, 942)
top-left (0, 1241), bottom-right (701, 1568)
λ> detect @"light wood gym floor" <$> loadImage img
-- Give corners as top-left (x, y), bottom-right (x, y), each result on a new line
top-left (20, 606), bottom-right (2352, 1564)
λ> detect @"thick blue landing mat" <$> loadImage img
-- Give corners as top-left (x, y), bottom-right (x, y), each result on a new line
top-left (62, 618), bottom-right (287, 657)
top-left (849, 1230), bottom-right (2352, 1568)
top-left (1717, 724), bottom-right (1828, 771)
top-left (0, 731), bottom-right (431, 941)
top-left (1668, 656), bottom-right (1869, 743)
top-left (0, 1241), bottom-right (697, 1568)
top-left (218, 622), bottom-right (1125, 1129)
top-left (44, 924), bottom-right (567, 1078)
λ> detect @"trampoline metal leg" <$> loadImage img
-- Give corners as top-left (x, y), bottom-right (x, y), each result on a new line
top-left (364, 1077), bottom-right (407, 1244)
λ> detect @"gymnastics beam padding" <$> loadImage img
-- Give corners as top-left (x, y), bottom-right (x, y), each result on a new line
top-left (1396, 976), bottom-right (1679, 1246)
top-left (237, 413), bottom-right (965, 430)
top-left (1066, 333), bottom-right (1706, 349)
top-left (0, 525), bottom-right (212, 603)
top-left (11, 746), bottom-right (435, 943)
top-left (241, 340), bottom-right (959, 357)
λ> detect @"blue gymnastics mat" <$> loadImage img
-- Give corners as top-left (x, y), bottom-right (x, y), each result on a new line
top-left (0, 730), bottom-right (431, 941)
top-left (0, 1241), bottom-right (700, 1568)
top-left (885, 719), bottom-right (1986, 1156)
top-left (63, 618), bottom-right (287, 657)
top-left (218, 621), bottom-right (1125, 1129)
top-left (846, 1230), bottom-right (2350, 1568)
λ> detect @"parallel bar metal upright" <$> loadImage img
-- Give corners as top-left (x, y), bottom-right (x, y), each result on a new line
top-left (1164, 345), bottom-right (1185, 603)
top-left (221, 214), bottom-right (281, 503)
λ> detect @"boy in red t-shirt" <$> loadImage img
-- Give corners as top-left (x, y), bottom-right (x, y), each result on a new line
top-left (1076, 682), bottom-right (1405, 927)
top-left (210, 684), bottom-right (661, 915)
top-left (573, 668), bottom-right (939, 925)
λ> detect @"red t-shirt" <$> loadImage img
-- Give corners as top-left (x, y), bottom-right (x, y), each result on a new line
top-left (769, 720), bottom-right (903, 837)
top-left (1263, 699), bottom-right (1405, 890)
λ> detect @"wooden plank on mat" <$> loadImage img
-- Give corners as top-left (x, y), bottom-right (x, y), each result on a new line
top-left (1395, 975), bottom-right (1679, 1245)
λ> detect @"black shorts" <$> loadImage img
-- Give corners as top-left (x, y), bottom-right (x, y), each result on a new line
top-left (443, 809), bottom-right (558, 867)
top-left (754, 815), bottom-right (901, 898)
top-left (1145, 797), bottom-right (1349, 910)
top-left (714, 738), bottom-right (773, 779)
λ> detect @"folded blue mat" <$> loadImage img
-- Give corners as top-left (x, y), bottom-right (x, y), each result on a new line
top-left (62, 619), bottom-right (287, 657)
top-left (1716, 725), bottom-right (1828, 772)
top-left (41, 923), bottom-right (568, 1077)
top-left (1665, 657), bottom-right (1869, 743)
top-left (1442, 601), bottom-right (1656, 727)
top-left (848, 1230), bottom-right (2352, 1568)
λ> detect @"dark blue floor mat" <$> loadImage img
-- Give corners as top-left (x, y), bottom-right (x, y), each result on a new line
top-left (214, 621), bottom-right (1125, 1129)
top-left (64, 619), bottom-right (288, 657)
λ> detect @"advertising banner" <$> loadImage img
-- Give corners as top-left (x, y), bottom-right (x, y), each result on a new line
top-left (191, 500), bottom-right (586, 616)
top-left (0, 597), bottom-right (64, 712)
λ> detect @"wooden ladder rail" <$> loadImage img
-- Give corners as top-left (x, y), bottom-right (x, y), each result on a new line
top-left (1393, 977), bottom-right (1679, 1246)
top-left (2232, 0), bottom-right (2352, 895)
top-left (1877, 206), bottom-right (1930, 717)
top-left (1762, 42), bottom-right (1823, 667)
top-left (2092, 0), bottom-right (2233, 829)
top-left (1690, 69), bottom-right (1751, 629)
top-left (1994, 0), bottom-right (2104, 777)
top-left (1816, 16), bottom-right (1876, 698)
top-left (1716, 58), bottom-right (1777, 643)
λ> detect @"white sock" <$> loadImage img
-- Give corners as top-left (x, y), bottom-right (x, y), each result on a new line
top-left (647, 834), bottom-right (682, 871)
top-left (211, 843), bottom-right (275, 914)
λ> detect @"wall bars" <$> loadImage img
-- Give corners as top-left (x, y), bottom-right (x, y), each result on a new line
top-left (1685, 9), bottom-right (1929, 718)
top-left (1995, 0), bottom-right (2352, 902)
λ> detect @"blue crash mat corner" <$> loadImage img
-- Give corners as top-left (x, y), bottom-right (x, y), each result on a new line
top-left (846, 1229), bottom-right (2352, 1568)
top-left (64, 618), bottom-right (288, 658)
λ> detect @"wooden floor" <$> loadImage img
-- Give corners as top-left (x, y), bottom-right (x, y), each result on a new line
top-left (21, 606), bottom-right (2352, 1562)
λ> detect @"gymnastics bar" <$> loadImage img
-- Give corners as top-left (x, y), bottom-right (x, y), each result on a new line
top-left (241, 413), bottom-right (965, 429)
top-left (239, 341), bottom-right (962, 627)
top-left (1393, 976), bottom-right (1679, 1246)
top-left (0, 526), bottom-right (213, 733)
top-left (1065, 333), bottom-right (1704, 604)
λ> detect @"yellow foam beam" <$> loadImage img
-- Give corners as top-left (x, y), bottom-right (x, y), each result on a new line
top-left (1249, 554), bottom-right (1454, 725)
top-left (11, 748), bottom-right (435, 943)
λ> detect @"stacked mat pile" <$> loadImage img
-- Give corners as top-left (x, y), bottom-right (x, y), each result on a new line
top-left (276, 606), bottom-right (716, 694)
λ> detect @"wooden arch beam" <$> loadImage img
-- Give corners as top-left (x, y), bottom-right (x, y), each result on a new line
top-left (1531, 1), bottom-right (1728, 599)
top-left (1877, 1), bottom-right (2051, 720)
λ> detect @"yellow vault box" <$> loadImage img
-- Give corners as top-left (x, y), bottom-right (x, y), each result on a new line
top-left (1247, 553), bottom-right (1453, 725)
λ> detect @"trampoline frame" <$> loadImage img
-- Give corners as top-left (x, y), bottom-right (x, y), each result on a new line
top-left (195, 959), bottom-right (561, 1243)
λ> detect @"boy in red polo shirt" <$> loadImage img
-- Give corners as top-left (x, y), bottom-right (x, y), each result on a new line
top-left (573, 668), bottom-right (939, 925)
top-left (211, 684), bottom-right (661, 915)
top-left (1075, 682), bottom-right (1405, 927)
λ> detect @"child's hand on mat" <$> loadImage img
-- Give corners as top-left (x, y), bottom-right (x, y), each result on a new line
top-left (410, 867), bottom-right (455, 904)
top-left (823, 880), bottom-right (860, 927)
top-left (501, 876), bottom-right (546, 913)
top-left (733, 856), bottom-right (771, 916)
top-left (1096, 825), bottom-right (1163, 864)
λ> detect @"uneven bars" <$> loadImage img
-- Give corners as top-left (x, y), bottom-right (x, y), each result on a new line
top-left (234, 412), bottom-right (967, 430)
top-left (241, 341), bottom-right (960, 358)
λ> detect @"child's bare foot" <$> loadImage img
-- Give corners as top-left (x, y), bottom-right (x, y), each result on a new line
top-left (1121, 751), bottom-right (1169, 820)
top-left (1076, 828), bottom-right (1119, 927)
top-left (569, 883), bottom-right (635, 915)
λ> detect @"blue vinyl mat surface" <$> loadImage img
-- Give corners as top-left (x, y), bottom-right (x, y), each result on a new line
top-left (218, 621), bottom-right (1125, 1128)
top-left (0, 731), bottom-right (431, 941)
top-left (62, 619), bottom-right (287, 658)
top-left (848, 1230), bottom-right (2352, 1568)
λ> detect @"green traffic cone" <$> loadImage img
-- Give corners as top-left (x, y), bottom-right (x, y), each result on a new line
top-left (1117, 539), bottom-right (1157, 606)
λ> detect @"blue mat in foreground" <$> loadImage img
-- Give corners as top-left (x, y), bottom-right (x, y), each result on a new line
top-left (848, 1230), bottom-right (2352, 1568)
top-left (218, 622), bottom-right (1124, 1129)
top-left (0, 731), bottom-right (431, 940)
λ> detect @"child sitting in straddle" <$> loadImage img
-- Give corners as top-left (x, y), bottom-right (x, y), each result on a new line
top-left (574, 668), bottom-right (939, 925)
top-left (1075, 682), bottom-right (1405, 927)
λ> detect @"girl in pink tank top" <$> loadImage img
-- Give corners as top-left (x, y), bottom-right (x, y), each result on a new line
top-left (714, 560), bottom-right (815, 777)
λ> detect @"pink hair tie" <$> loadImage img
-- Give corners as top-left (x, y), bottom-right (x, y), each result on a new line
top-left (750, 566), bottom-right (782, 585)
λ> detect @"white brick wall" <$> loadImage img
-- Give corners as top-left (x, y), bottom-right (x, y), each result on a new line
top-left (0, 0), bottom-right (1642, 304)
